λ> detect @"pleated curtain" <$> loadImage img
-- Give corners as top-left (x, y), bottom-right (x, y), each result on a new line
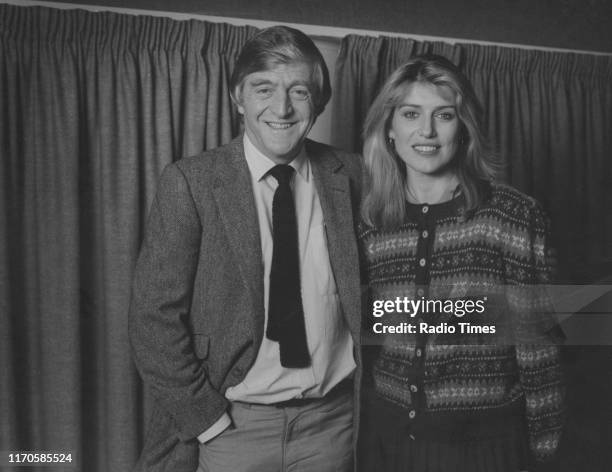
top-left (0, 4), bottom-right (255, 471)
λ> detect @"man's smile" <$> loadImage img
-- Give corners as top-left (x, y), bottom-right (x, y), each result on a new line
top-left (265, 121), bottom-right (296, 130)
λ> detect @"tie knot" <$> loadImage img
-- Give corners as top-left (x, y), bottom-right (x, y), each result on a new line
top-left (268, 164), bottom-right (295, 186)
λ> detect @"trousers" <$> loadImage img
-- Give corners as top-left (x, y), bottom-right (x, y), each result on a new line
top-left (197, 391), bottom-right (353, 472)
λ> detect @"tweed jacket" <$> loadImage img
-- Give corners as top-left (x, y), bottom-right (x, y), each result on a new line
top-left (129, 136), bottom-right (363, 472)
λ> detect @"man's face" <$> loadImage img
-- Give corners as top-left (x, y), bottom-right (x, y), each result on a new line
top-left (236, 62), bottom-right (317, 164)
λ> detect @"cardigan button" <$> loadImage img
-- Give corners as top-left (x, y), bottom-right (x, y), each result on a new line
top-left (416, 288), bottom-right (425, 296)
top-left (408, 410), bottom-right (416, 419)
top-left (421, 230), bottom-right (429, 238)
top-left (410, 384), bottom-right (418, 393)
top-left (422, 205), bottom-right (429, 214)
top-left (419, 258), bottom-right (426, 267)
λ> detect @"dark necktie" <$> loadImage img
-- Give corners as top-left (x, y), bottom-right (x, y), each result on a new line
top-left (265, 164), bottom-right (310, 368)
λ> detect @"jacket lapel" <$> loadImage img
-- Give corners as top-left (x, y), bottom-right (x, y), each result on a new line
top-left (212, 137), bottom-right (265, 338)
top-left (308, 142), bottom-right (361, 338)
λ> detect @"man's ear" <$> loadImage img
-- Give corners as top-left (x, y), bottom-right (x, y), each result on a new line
top-left (231, 86), bottom-right (244, 115)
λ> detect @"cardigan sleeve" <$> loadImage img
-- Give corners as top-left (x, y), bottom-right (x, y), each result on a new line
top-left (506, 198), bottom-right (566, 465)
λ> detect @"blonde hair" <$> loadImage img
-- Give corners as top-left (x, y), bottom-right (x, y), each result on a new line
top-left (361, 54), bottom-right (500, 229)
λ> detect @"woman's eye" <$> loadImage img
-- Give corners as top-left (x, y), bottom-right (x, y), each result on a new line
top-left (402, 111), bottom-right (418, 120)
top-left (436, 112), bottom-right (455, 121)
top-left (290, 88), bottom-right (310, 100)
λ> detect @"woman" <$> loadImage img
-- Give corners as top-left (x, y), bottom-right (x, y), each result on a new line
top-left (358, 55), bottom-right (564, 472)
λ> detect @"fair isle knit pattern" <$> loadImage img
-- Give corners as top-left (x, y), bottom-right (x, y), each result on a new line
top-left (360, 183), bottom-right (565, 462)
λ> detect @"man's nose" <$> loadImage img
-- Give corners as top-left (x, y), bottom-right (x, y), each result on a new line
top-left (270, 91), bottom-right (293, 117)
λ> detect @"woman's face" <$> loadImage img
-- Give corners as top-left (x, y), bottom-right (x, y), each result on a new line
top-left (388, 82), bottom-right (460, 179)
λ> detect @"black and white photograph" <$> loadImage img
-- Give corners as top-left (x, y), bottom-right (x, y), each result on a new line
top-left (1, 1), bottom-right (611, 471)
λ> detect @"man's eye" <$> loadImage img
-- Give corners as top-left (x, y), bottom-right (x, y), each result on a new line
top-left (255, 88), bottom-right (273, 97)
top-left (290, 88), bottom-right (310, 100)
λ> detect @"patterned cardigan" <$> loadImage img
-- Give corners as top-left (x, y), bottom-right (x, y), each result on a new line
top-left (359, 183), bottom-right (565, 464)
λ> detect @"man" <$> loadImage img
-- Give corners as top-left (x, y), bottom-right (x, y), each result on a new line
top-left (129, 26), bottom-right (362, 472)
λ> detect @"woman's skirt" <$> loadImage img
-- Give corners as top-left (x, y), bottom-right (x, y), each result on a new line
top-left (358, 390), bottom-right (529, 472)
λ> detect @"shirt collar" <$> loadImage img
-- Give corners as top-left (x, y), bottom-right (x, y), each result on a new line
top-left (243, 133), bottom-right (309, 183)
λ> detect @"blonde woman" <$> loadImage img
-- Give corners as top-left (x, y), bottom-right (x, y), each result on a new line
top-left (358, 55), bottom-right (564, 472)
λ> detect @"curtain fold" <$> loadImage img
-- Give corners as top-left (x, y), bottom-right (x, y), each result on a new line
top-left (0, 5), bottom-right (256, 471)
top-left (332, 34), bottom-right (612, 282)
